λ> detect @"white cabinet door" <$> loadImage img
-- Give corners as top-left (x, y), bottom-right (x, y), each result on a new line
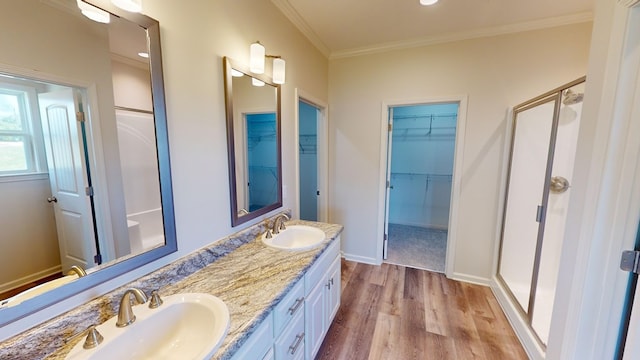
top-left (305, 281), bottom-right (325, 360)
top-left (327, 256), bottom-right (341, 322)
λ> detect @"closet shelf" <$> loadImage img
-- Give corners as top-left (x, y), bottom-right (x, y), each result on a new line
top-left (391, 172), bottom-right (452, 181)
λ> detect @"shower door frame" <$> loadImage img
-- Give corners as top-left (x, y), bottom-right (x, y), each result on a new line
top-left (496, 76), bottom-right (586, 350)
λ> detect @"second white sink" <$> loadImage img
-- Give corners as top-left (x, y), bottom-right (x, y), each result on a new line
top-left (66, 293), bottom-right (229, 360)
top-left (262, 225), bottom-right (326, 251)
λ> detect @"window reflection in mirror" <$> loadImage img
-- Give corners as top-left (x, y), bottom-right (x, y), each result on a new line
top-left (0, 0), bottom-right (176, 321)
top-left (223, 57), bottom-right (282, 226)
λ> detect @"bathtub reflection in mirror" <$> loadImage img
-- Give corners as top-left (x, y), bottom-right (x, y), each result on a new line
top-left (0, 0), bottom-right (176, 324)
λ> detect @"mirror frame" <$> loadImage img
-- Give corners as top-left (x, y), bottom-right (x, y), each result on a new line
top-left (0, 0), bottom-right (177, 327)
top-left (223, 57), bottom-right (282, 227)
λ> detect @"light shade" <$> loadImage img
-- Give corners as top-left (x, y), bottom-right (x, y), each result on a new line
top-left (420, 0), bottom-right (438, 5)
top-left (272, 58), bottom-right (286, 84)
top-left (77, 0), bottom-right (110, 23)
top-left (111, 0), bottom-right (142, 12)
top-left (250, 42), bottom-right (265, 74)
top-left (231, 69), bottom-right (244, 77)
top-left (252, 78), bottom-right (265, 87)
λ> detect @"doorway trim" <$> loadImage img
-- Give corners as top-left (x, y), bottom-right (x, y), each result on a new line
top-left (294, 88), bottom-right (329, 222)
top-left (376, 95), bottom-right (468, 277)
top-left (0, 62), bottom-right (117, 262)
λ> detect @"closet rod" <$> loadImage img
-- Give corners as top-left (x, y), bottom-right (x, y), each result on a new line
top-left (393, 113), bottom-right (457, 120)
top-left (391, 172), bottom-right (452, 178)
top-left (115, 106), bottom-right (154, 115)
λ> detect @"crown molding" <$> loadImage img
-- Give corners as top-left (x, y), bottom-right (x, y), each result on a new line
top-left (330, 11), bottom-right (593, 59)
top-left (270, 0), bottom-right (331, 58)
top-left (618, 0), bottom-right (640, 8)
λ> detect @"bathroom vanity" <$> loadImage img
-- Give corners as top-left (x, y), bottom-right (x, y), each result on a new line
top-left (0, 217), bottom-right (343, 360)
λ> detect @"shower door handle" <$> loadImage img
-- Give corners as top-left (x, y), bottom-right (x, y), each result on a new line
top-left (536, 205), bottom-right (544, 223)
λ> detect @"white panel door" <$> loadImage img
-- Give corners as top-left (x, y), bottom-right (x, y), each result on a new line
top-left (39, 89), bottom-right (95, 272)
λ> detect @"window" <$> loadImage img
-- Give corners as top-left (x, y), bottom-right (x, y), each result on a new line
top-left (0, 84), bottom-right (45, 176)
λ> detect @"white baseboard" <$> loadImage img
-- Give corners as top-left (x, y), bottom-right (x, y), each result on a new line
top-left (449, 272), bottom-right (491, 286)
top-left (342, 253), bottom-right (381, 265)
top-left (0, 266), bottom-right (62, 293)
top-left (490, 278), bottom-right (545, 360)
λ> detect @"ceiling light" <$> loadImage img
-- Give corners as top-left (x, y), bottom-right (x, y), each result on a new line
top-left (252, 78), bottom-right (265, 87)
top-left (272, 58), bottom-right (286, 85)
top-left (77, 0), bottom-right (110, 23)
top-left (249, 42), bottom-right (265, 74)
top-left (111, 0), bottom-right (142, 13)
top-left (420, 0), bottom-right (438, 5)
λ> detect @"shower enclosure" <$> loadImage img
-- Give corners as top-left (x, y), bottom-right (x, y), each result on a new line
top-left (497, 77), bottom-right (585, 349)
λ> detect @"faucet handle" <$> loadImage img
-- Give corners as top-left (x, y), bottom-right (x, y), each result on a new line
top-left (83, 325), bottom-right (104, 349)
top-left (149, 290), bottom-right (163, 309)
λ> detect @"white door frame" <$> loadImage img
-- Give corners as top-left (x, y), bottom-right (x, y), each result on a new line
top-left (0, 62), bottom-right (116, 263)
top-left (294, 89), bottom-right (329, 222)
top-left (376, 95), bottom-right (468, 277)
top-left (546, 3), bottom-right (640, 359)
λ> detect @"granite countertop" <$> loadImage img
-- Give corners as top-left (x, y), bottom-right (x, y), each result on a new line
top-left (0, 217), bottom-right (342, 360)
top-left (163, 220), bottom-right (343, 359)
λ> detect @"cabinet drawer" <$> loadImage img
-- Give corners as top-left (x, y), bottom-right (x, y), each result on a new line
top-left (231, 313), bottom-right (273, 360)
top-left (305, 236), bottom-right (340, 294)
top-left (274, 308), bottom-right (305, 360)
top-left (273, 279), bottom-right (305, 337)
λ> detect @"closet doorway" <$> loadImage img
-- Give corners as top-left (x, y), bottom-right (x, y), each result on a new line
top-left (296, 93), bottom-right (328, 222)
top-left (382, 102), bottom-right (460, 272)
top-left (298, 100), bottom-right (319, 221)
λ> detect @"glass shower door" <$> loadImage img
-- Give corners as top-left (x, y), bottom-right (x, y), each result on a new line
top-left (532, 82), bottom-right (584, 343)
top-left (499, 97), bottom-right (556, 313)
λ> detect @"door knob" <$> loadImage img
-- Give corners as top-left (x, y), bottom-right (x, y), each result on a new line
top-left (47, 196), bottom-right (58, 203)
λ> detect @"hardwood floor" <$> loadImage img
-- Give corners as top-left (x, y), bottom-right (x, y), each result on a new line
top-left (316, 259), bottom-right (528, 360)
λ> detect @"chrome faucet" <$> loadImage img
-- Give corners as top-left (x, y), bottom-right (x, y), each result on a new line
top-left (272, 214), bottom-right (290, 235)
top-left (67, 265), bottom-right (87, 277)
top-left (116, 288), bottom-right (148, 327)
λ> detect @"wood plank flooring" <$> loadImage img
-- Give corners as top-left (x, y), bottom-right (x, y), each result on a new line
top-left (316, 260), bottom-right (528, 360)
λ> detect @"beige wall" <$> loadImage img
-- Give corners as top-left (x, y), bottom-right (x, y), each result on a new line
top-left (328, 22), bottom-right (592, 279)
top-left (0, 0), bottom-right (328, 340)
top-left (0, 177), bottom-right (61, 291)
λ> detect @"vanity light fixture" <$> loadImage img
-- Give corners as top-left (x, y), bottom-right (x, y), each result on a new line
top-left (138, 52), bottom-right (149, 58)
top-left (252, 78), bottom-right (265, 87)
top-left (420, 0), bottom-right (439, 5)
top-left (249, 41), bottom-right (286, 84)
top-left (77, 0), bottom-right (110, 23)
top-left (111, 0), bottom-right (143, 13)
top-left (271, 57), bottom-right (286, 85)
top-left (231, 69), bottom-right (244, 77)
top-left (250, 42), bottom-right (266, 74)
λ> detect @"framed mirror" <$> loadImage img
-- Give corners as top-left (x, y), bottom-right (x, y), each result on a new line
top-left (0, 0), bottom-right (176, 326)
top-left (223, 57), bottom-right (282, 227)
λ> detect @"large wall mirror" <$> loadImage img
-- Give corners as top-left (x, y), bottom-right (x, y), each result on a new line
top-left (0, 0), bottom-right (176, 326)
top-left (223, 57), bottom-right (282, 226)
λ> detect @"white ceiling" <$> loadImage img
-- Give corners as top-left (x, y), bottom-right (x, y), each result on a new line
top-left (272, 0), bottom-right (594, 58)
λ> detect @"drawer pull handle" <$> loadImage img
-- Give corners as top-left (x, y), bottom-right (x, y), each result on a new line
top-left (288, 297), bottom-right (304, 315)
top-left (326, 278), bottom-right (334, 289)
top-left (288, 332), bottom-right (305, 355)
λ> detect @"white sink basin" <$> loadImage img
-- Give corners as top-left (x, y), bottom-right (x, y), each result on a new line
top-left (66, 293), bottom-right (229, 360)
top-left (262, 225), bottom-right (326, 251)
top-left (1, 274), bottom-right (78, 308)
